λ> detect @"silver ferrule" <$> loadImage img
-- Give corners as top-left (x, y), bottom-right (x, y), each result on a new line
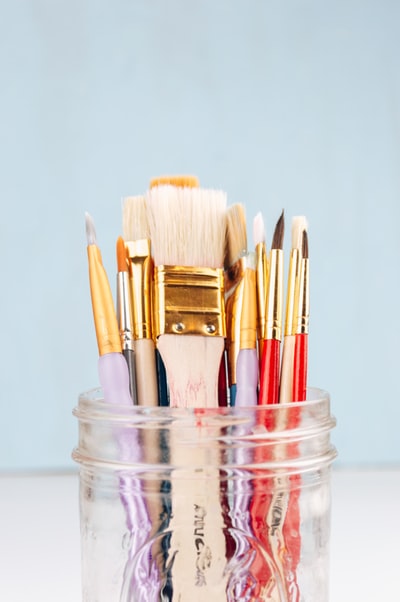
top-left (116, 271), bottom-right (134, 351)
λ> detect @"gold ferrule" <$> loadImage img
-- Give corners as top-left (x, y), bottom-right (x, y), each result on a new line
top-left (87, 245), bottom-right (122, 356)
top-left (116, 272), bottom-right (134, 351)
top-left (225, 278), bottom-right (243, 386)
top-left (284, 248), bottom-right (300, 336)
top-left (265, 249), bottom-right (284, 341)
top-left (125, 240), bottom-right (153, 340)
top-left (255, 242), bottom-right (268, 341)
top-left (294, 257), bottom-right (309, 334)
top-left (240, 268), bottom-right (257, 349)
top-left (153, 265), bottom-right (226, 337)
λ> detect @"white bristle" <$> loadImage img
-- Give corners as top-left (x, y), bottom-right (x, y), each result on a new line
top-left (147, 185), bottom-right (227, 268)
top-left (122, 195), bottom-right (149, 241)
top-left (85, 212), bottom-right (97, 245)
top-left (291, 216), bottom-right (308, 250)
top-left (246, 251), bottom-right (256, 271)
top-left (252, 212), bottom-right (266, 247)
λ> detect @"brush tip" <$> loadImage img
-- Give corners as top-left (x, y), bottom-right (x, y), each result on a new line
top-left (225, 203), bottom-right (247, 269)
top-left (253, 212), bottom-right (266, 246)
top-left (302, 229), bottom-right (309, 258)
top-left (149, 175), bottom-right (200, 189)
top-left (271, 210), bottom-right (284, 250)
top-left (116, 236), bottom-right (128, 272)
top-left (291, 216), bottom-right (308, 249)
top-left (122, 195), bottom-right (149, 241)
top-left (85, 212), bottom-right (97, 245)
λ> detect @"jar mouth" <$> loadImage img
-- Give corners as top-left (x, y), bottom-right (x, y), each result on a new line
top-left (73, 386), bottom-right (335, 437)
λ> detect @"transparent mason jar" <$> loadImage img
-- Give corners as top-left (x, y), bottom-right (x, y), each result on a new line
top-left (72, 387), bottom-right (336, 602)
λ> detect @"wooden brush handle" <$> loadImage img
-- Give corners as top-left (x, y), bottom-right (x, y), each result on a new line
top-left (134, 338), bottom-right (159, 407)
top-left (157, 335), bottom-right (225, 408)
top-left (259, 339), bottom-right (281, 405)
top-left (279, 334), bottom-right (295, 404)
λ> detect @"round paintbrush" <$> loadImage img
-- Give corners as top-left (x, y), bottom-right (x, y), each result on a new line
top-left (279, 216), bottom-right (308, 404)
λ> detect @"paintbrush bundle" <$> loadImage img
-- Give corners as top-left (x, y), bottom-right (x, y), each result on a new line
top-left (82, 176), bottom-right (315, 601)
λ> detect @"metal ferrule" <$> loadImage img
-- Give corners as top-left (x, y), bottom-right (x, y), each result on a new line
top-left (240, 267), bottom-right (257, 349)
top-left (116, 271), bottom-right (134, 351)
top-left (294, 257), bottom-right (309, 334)
top-left (87, 245), bottom-right (122, 356)
top-left (225, 257), bottom-right (247, 386)
top-left (284, 248), bottom-right (300, 337)
top-left (125, 240), bottom-right (153, 340)
top-left (265, 249), bottom-right (284, 341)
top-left (255, 242), bottom-right (268, 341)
top-left (153, 265), bottom-right (226, 337)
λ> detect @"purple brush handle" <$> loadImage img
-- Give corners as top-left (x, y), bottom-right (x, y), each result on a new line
top-left (98, 353), bottom-right (158, 600)
top-left (228, 349), bottom-right (259, 596)
top-left (235, 348), bottom-right (259, 407)
top-left (98, 352), bottom-right (133, 406)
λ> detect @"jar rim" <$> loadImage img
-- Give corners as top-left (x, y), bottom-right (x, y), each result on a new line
top-left (73, 386), bottom-right (334, 432)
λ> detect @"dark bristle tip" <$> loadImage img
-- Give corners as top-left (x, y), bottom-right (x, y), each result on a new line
top-left (302, 230), bottom-right (309, 258)
top-left (271, 210), bottom-right (285, 250)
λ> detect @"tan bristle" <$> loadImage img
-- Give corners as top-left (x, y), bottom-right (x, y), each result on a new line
top-left (291, 216), bottom-right (308, 250)
top-left (122, 195), bottom-right (149, 241)
top-left (149, 175), bottom-right (200, 189)
top-left (147, 185), bottom-right (227, 268)
top-left (224, 203), bottom-right (247, 269)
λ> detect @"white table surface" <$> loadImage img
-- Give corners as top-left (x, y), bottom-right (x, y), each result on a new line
top-left (0, 469), bottom-right (398, 601)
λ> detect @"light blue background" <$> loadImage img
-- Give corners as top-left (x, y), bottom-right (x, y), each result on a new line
top-left (1, 1), bottom-right (399, 470)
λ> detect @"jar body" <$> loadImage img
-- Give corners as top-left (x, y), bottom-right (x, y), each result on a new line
top-left (73, 388), bottom-right (336, 602)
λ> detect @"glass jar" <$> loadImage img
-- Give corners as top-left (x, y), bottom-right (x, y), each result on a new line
top-left (72, 387), bottom-right (336, 601)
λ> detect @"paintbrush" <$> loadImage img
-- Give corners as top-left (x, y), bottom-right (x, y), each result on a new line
top-left (253, 212), bottom-right (268, 370)
top-left (122, 195), bottom-right (159, 407)
top-left (279, 216), bottom-right (307, 404)
top-left (224, 203), bottom-right (247, 406)
top-left (116, 236), bottom-right (137, 403)
top-left (147, 182), bottom-right (228, 599)
top-left (147, 184), bottom-right (227, 408)
top-left (85, 213), bottom-right (158, 595)
top-left (259, 210), bottom-right (285, 405)
top-left (85, 212), bottom-right (132, 405)
top-left (235, 252), bottom-right (258, 407)
top-left (292, 229), bottom-right (309, 401)
top-left (148, 175), bottom-right (204, 406)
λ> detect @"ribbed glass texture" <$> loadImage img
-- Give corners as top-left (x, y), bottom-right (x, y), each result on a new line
top-left (73, 388), bottom-right (336, 602)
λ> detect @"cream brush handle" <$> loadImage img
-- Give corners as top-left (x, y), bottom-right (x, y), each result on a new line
top-left (157, 335), bottom-right (225, 408)
top-left (134, 338), bottom-right (159, 407)
top-left (279, 334), bottom-right (295, 404)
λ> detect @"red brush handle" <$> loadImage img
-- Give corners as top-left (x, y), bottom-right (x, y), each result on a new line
top-left (292, 333), bottom-right (308, 402)
top-left (259, 338), bottom-right (281, 405)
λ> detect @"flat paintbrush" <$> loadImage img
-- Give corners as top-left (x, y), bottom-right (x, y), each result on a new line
top-left (122, 195), bottom-right (159, 407)
top-left (224, 203), bottom-right (248, 406)
top-left (147, 184), bottom-right (227, 408)
top-left (147, 182), bottom-right (228, 599)
top-left (148, 174), bottom-right (203, 406)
